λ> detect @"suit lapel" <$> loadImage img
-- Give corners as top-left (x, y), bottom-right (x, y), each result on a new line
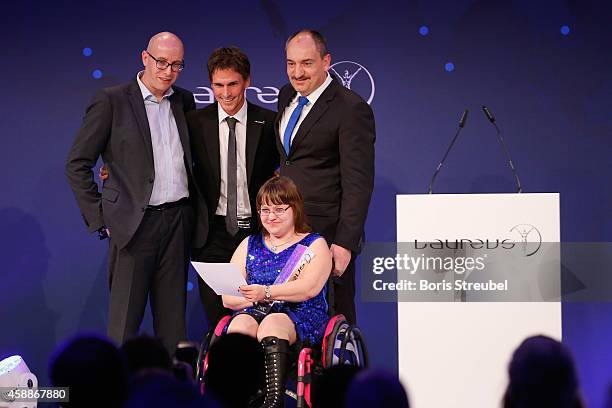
top-left (201, 104), bottom-right (221, 196)
top-left (170, 91), bottom-right (193, 169)
top-left (126, 81), bottom-right (154, 166)
top-left (275, 87), bottom-right (296, 159)
top-left (289, 80), bottom-right (337, 154)
top-left (246, 103), bottom-right (263, 185)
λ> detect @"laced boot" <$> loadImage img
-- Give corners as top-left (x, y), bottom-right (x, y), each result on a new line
top-left (260, 336), bottom-right (290, 408)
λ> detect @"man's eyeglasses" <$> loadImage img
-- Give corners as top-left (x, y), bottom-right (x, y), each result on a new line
top-left (146, 51), bottom-right (184, 72)
top-left (258, 206), bottom-right (291, 217)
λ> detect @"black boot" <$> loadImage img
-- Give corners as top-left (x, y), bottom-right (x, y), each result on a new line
top-left (260, 336), bottom-right (290, 408)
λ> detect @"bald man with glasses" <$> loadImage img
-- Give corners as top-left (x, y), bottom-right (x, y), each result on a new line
top-left (66, 32), bottom-right (208, 353)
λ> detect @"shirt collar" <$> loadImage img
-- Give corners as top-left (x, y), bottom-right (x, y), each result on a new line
top-left (136, 71), bottom-right (174, 101)
top-left (296, 73), bottom-right (333, 105)
top-left (218, 99), bottom-right (248, 125)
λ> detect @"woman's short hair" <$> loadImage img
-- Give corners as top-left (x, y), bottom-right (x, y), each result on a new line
top-left (256, 176), bottom-right (311, 234)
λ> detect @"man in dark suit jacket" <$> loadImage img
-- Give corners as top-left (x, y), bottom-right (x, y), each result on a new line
top-left (65, 32), bottom-right (208, 353)
top-left (187, 47), bottom-right (278, 326)
top-left (276, 30), bottom-right (375, 324)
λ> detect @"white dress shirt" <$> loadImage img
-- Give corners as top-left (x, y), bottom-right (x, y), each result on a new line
top-left (279, 73), bottom-right (333, 148)
top-left (216, 101), bottom-right (251, 218)
top-left (136, 72), bottom-right (189, 205)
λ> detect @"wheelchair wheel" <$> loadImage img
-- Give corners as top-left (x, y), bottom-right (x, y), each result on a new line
top-left (195, 315), bottom-right (232, 388)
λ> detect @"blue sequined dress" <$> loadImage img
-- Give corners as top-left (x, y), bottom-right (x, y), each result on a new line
top-left (234, 233), bottom-right (329, 345)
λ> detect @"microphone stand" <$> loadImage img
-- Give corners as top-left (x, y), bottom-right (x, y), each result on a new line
top-left (482, 106), bottom-right (522, 193)
top-left (427, 109), bottom-right (469, 194)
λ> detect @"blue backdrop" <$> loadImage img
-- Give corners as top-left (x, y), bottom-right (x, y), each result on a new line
top-left (2, 0), bottom-right (612, 406)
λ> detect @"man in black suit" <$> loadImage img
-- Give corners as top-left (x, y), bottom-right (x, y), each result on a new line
top-left (187, 47), bottom-right (278, 326)
top-left (276, 30), bottom-right (375, 324)
top-left (65, 32), bottom-right (208, 353)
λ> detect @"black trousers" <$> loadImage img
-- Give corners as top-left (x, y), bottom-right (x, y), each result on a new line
top-left (331, 255), bottom-right (357, 324)
top-left (193, 215), bottom-right (253, 328)
top-left (107, 202), bottom-right (193, 354)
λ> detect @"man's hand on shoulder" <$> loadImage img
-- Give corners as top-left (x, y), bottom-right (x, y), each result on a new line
top-left (330, 244), bottom-right (351, 277)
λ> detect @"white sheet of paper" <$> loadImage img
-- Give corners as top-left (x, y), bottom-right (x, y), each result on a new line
top-left (191, 262), bottom-right (247, 296)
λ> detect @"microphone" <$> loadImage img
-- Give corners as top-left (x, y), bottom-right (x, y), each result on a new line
top-left (427, 109), bottom-right (469, 194)
top-left (459, 109), bottom-right (469, 128)
top-left (482, 105), bottom-right (495, 123)
top-left (481, 106), bottom-right (523, 193)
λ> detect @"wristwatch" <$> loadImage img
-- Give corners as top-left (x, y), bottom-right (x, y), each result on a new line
top-left (264, 285), bottom-right (272, 301)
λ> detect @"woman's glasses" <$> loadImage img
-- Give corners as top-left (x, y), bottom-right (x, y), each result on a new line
top-left (258, 205), bottom-right (291, 217)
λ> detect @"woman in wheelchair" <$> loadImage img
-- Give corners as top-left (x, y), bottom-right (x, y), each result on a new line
top-left (221, 176), bottom-right (332, 408)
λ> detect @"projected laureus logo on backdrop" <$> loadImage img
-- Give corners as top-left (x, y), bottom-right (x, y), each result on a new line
top-left (193, 61), bottom-right (375, 105)
top-left (330, 61), bottom-right (375, 105)
top-left (193, 85), bottom-right (280, 105)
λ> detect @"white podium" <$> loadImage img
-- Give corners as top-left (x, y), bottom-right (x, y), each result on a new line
top-left (396, 193), bottom-right (561, 408)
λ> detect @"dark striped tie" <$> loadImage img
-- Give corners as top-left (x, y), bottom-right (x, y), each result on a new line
top-left (225, 117), bottom-right (239, 236)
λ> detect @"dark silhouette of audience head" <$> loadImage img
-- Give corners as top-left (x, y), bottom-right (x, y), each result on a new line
top-left (121, 335), bottom-right (172, 375)
top-left (344, 368), bottom-right (410, 408)
top-left (46, 326), bottom-right (595, 408)
top-left (204, 333), bottom-right (264, 407)
top-left (504, 335), bottom-right (583, 408)
top-left (125, 370), bottom-right (214, 408)
top-left (311, 364), bottom-right (363, 408)
top-left (49, 335), bottom-right (128, 408)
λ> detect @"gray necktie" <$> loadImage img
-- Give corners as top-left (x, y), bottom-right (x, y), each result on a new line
top-left (225, 117), bottom-right (239, 236)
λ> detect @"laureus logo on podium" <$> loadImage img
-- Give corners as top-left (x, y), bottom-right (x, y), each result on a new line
top-left (330, 61), bottom-right (375, 105)
top-left (509, 224), bottom-right (543, 257)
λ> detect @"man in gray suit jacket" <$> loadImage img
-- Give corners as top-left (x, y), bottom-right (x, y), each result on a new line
top-left (65, 32), bottom-right (207, 353)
